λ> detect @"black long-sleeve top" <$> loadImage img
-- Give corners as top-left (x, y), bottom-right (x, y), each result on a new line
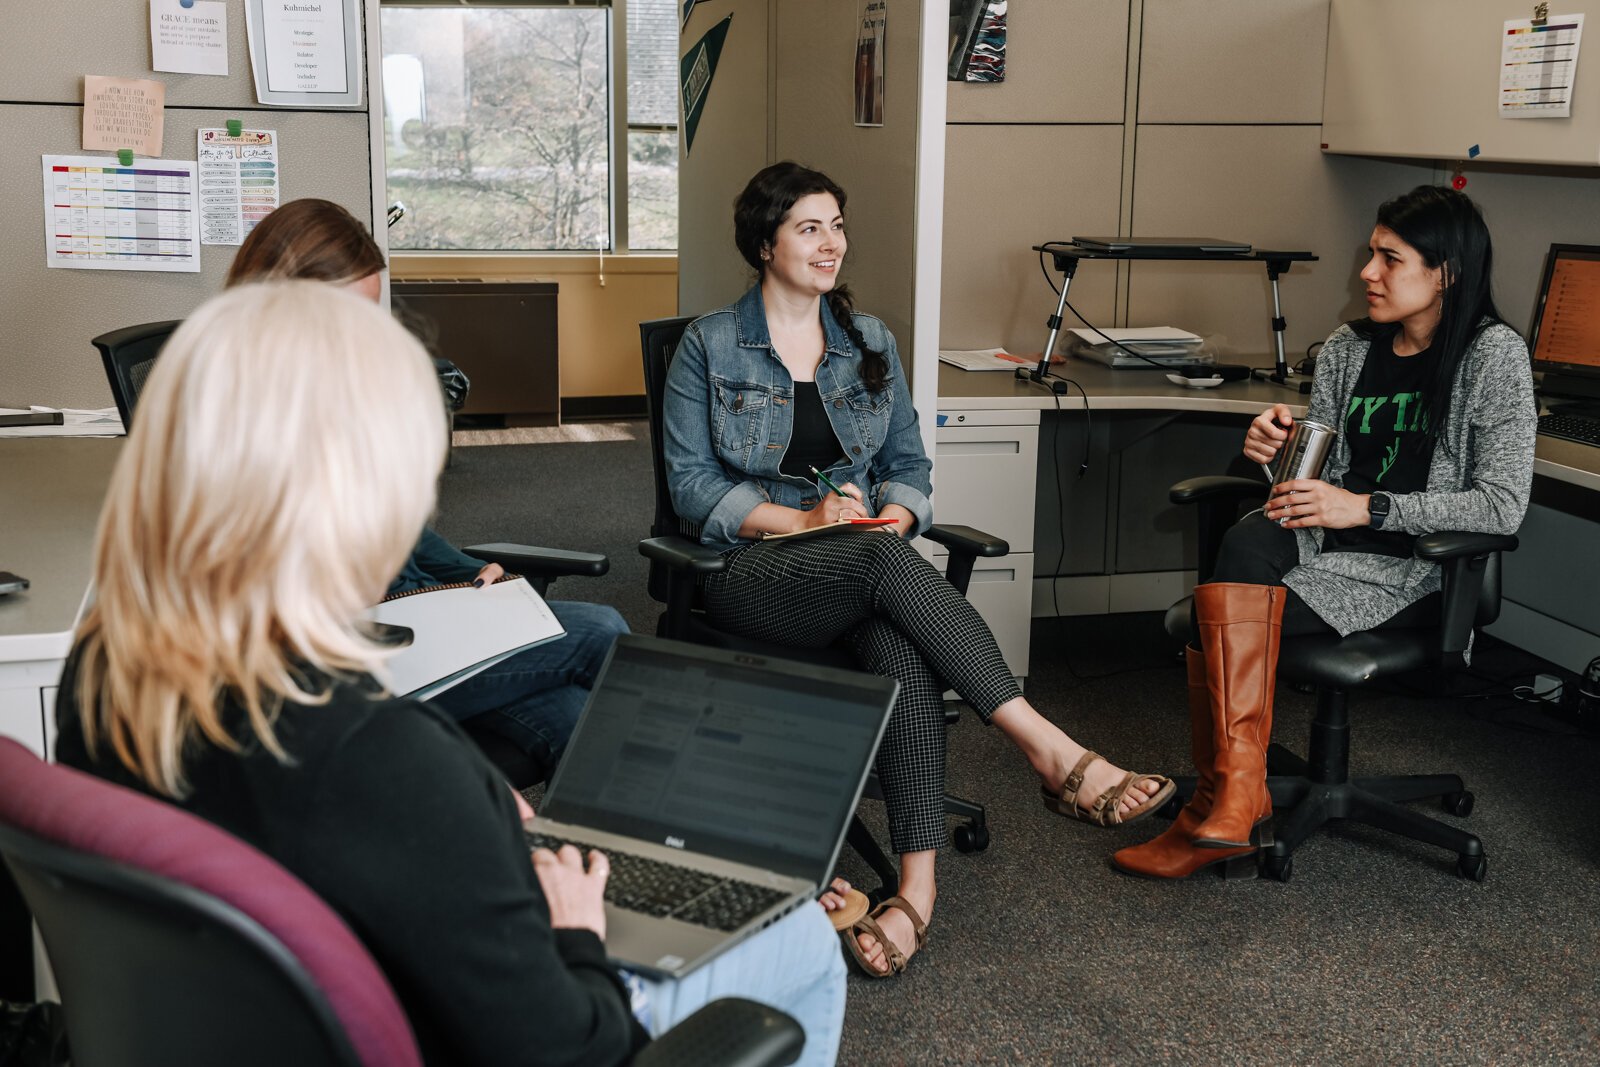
top-left (54, 661), bottom-right (649, 1067)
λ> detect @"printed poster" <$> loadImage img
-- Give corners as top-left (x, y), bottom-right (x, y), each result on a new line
top-left (948, 0), bottom-right (1006, 83)
top-left (43, 154), bottom-right (200, 272)
top-left (150, 0), bottom-right (229, 77)
top-left (197, 128), bottom-right (281, 246)
top-left (855, 1), bottom-right (886, 127)
top-left (81, 76), bottom-right (166, 157)
top-left (1500, 14), bottom-right (1584, 117)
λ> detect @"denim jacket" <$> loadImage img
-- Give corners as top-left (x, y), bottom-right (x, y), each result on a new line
top-left (663, 286), bottom-right (934, 551)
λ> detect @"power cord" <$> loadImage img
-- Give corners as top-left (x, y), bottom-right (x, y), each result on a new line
top-left (1018, 370), bottom-right (1088, 621)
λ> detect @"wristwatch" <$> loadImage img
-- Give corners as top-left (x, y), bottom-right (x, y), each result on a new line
top-left (1368, 492), bottom-right (1392, 530)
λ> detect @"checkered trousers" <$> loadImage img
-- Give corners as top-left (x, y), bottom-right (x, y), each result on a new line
top-left (702, 531), bottom-right (1021, 854)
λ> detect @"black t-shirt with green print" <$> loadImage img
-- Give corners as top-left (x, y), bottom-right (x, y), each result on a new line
top-left (1324, 331), bottom-right (1438, 557)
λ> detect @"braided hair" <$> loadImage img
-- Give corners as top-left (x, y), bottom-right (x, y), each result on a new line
top-left (732, 162), bottom-right (890, 392)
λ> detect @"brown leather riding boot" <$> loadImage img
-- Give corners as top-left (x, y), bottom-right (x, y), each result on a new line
top-left (1191, 582), bottom-right (1283, 849)
top-left (1112, 646), bottom-right (1254, 878)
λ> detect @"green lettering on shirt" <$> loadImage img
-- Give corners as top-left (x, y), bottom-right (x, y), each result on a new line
top-left (1377, 438), bottom-right (1401, 482)
top-left (1354, 395), bottom-right (1387, 434)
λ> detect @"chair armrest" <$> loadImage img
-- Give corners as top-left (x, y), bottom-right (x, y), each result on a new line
top-left (1414, 532), bottom-right (1518, 664)
top-left (1168, 475), bottom-right (1268, 507)
top-left (463, 543), bottom-right (609, 579)
top-left (1413, 532), bottom-right (1518, 561)
top-left (639, 535), bottom-right (729, 575)
top-left (632, 997), bottom-right (804, 1067)
top-left (922, 524), bottom-right (1010, 559)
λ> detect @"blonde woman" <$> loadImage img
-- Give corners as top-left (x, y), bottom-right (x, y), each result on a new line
top-left (54, 283), bottom-right (846, 1067)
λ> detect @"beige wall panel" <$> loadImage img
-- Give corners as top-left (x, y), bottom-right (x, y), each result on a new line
top-left (1323, 0), bottom-right (1600, 165)
top-left (1138, 0), bottom-right (1328, 123)
top-left (1127, 125), bottom-right (1422, 363)
top-left (946, 0), bottom-right (1128, 124)
top-left (774, 0), bottom-right (922, 352)
top-left (0, 1), bottom-right (354, 112)
top-left (1455, 169), bottom-right (1600, 335)
top-left (1, 104), bottom-right (374, 409)
top-left (940, 124), bottom-right (1123, 356)
top-left (678, 3), bottom-right (771, 318)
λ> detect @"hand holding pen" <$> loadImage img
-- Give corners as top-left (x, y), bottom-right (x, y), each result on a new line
top-left (805, 465), bottom-right (868, 527)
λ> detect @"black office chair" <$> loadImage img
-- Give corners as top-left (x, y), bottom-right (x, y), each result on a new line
top-left (637, 316), bottom-right (1007, 895)
top-left (89, 322), bottom-right (608, 789)
top-left (0, 738), bottom-right (804, 1067)
top-left (1164, 475), bottom-right (1517, 882)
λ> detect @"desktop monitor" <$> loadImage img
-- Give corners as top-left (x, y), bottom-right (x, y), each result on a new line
top-left (1528, 243), bottom-right (1600, 405)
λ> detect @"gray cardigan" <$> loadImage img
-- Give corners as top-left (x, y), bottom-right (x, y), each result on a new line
top-left (1281, 320), bottom-right (1538, 636)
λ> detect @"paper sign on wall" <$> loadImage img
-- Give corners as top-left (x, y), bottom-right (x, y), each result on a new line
top-left (198, 128), bottom-right (280, 246)
top-left (1500, 14), bottom-right (1584, 118)
top-left (151, 0), bottom-right (229, 77)
top-left (82, 76), bottom-right (166, 157)
top-left (43, 154), bottom-right (200, 272)
top-left (245, 0), bottom-right (363, 106)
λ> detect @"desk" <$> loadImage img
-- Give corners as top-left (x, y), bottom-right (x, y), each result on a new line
top-left (935, 362), bottom-right (1600, 679)
top-left (0, 438), bottom-right (121, 757)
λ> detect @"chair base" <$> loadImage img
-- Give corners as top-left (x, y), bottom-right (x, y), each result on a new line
top-left (1162, 688), bottom-right (1486, 882)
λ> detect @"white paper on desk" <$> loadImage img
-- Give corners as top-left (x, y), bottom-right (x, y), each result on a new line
top-left (1067, 327), bottom-right (1202, 345)
top-left (365, 577), bottom-right (566, 700)
top-left (151, 0), bottom-right (229, 77)
top-left (938, 348), bottom-right (1031, 371)
top-left (1501, 15), bottom-right (1584, 118)
top-left (198, 128), bottom-right (280, 245)
top-left (43, 155), bottom-right (201, 272)
top-left (0, 407), bottom-right (124, 438)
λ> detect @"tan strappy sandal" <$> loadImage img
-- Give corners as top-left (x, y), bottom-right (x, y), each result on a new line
top-left (1042, 750), bottom-right (1176, 828)
top-left (842, 895), bottom-right (928, 979)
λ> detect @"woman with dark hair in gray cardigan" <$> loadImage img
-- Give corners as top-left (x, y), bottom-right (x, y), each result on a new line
top-left (1115, 186), bottom-right (1539, 880)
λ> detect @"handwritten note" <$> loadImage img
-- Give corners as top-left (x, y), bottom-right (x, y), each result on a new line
top-left (197, 128), bottom-right (280, 246)
top-left (82, 76), bottom-right (166, 157)
top-left (151, 0), bottom-right (229, 77)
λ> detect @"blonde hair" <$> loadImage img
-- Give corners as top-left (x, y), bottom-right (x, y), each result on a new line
top-left (75, 282), bottom-right (447, 796)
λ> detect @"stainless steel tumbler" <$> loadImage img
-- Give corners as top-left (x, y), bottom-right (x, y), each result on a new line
top-left (1263, 418), bottom-right (1337, 486)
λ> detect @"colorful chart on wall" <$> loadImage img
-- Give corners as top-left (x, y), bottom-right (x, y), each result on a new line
top-left (197, 128), bottom-right (281, 246)
top-left (42, 155), bottom-right (200, 272)
top-left (948, 0), bottom-right (1005, 82)
top-left (681, 14), bottom-right (732, 154)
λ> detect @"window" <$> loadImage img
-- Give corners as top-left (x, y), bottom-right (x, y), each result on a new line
top-left (381, 0), bottom-right (678, 253)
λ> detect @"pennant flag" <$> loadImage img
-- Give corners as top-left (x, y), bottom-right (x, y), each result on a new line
top-left (681, 0), bottom-right (701, 28)
top-left (681, 14), bottom-right (732, 155)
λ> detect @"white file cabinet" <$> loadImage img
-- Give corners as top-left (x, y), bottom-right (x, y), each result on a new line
top-left (931, 409), bottom-right (1041, 679)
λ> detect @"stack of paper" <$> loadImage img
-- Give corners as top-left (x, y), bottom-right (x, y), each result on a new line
top-left (1066, 327), bottom-right (1207, 368)
top-left (0, 407), bottom-right (124, 438)
top-left (938, 348), bottom-right (1032, 372)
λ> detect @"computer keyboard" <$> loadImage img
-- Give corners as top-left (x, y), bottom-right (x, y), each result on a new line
top-left (1537, 411), bottom-right (1600, 447)
top-left (524, 831), bottom-right (788, 932)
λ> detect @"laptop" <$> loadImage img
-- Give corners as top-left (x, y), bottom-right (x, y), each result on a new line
top-left (524, 633), bottom-right (897, 978)
top-left (1071, 236), bottom-right (1252, 254)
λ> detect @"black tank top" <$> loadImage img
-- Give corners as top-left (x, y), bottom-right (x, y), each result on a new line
top-left (779, 381), bottom-right (846, 478)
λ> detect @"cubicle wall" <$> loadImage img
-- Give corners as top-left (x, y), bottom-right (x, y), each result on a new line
top-left (0, 0), bottom-right (383, 409)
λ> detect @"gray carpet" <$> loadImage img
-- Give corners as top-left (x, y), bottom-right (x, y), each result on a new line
top-left (436, 427), bottom-right (1600, 1064)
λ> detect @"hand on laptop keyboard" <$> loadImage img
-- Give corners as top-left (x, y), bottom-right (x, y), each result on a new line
top-left (531, 841), bottom-right (610, 941)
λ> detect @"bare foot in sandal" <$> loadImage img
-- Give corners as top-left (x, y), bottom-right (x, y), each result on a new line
top-left (850, 877), bottom-right (934, 977)
top-left (988, 698), bottom-right (1171, 823)
top-left (1050, 748), bottom-right (1164, 819)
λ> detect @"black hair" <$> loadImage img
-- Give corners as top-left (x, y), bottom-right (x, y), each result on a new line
top-left (733, 161), bottom-right (889, 392)
top-left (1350, 185), bottom-right (1505, 443)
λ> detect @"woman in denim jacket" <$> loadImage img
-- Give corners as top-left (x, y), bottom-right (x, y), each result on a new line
top-left (663, 162), bottom-right (1174, 978)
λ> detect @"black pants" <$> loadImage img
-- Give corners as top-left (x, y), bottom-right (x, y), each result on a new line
top-left (703, 531), bottom-right (1022, 853)
top-left (1204, 512), bottom-right (1439, 637)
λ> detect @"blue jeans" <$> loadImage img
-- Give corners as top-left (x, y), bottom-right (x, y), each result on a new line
top-left (429, 600), bottom-right (628, 763)
top-left (642, 904), bottom-right (846, 1067)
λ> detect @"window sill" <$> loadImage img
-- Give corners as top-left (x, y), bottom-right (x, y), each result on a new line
top-left (390, 251), bottom-right (678, 280)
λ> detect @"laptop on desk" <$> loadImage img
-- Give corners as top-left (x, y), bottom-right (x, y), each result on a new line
top-left (1072, 236), bottom-right (1252, 254)
top-left (525, 633), bottom-right (897, 978)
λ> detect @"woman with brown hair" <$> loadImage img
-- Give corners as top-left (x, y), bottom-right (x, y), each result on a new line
top-left (225, 199), bottom-right (630, 779)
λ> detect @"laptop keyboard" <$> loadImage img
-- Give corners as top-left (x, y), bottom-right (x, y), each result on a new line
top-left (1538, 411), bottom-right (1600, 447)
top-left (524, 832), bottom-right (789, 932)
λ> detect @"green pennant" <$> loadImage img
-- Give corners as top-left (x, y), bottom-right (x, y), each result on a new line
top-left (681, 14), bottom-right (732, 155)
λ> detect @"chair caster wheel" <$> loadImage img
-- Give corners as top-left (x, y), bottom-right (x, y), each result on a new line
top-left (1261, 852), bottom-right (1293, 883)
top-left (1456, 853), bottom-right (1487, 882)
top-left (1441, 791), bottom-right (1475, 817)
top-left (952, 822), bottom-right (989, 853)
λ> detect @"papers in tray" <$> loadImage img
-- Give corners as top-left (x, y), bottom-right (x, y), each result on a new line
top-left (938, 348), bottom-right (1032, 372)
top-left (1066, 327), bottom-right (1207, 368)
top-left (364, 576), bottom-right (566, 700)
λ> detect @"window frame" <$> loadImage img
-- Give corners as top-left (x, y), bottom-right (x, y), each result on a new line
top-left (378, 0), bottom-right (679, 260)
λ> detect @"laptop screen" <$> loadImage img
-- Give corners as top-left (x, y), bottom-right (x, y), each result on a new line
top-left (540, 635), bottom-right (896, 884)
